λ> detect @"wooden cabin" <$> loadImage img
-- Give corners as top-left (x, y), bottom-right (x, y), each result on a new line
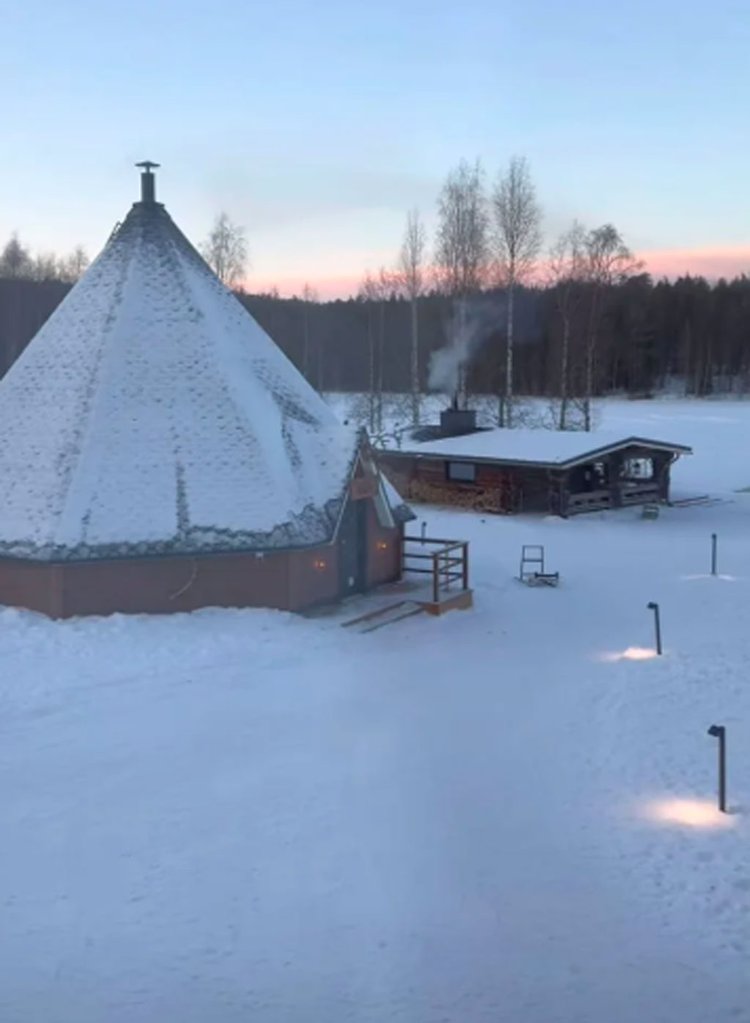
top-left (378, 411), bottom-right (691, 517)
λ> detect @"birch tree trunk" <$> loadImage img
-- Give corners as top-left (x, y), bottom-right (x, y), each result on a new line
top-left (584, 287), bottom-right (600, 432)
top-left (377, 299), bottom-right (385, 434)
top-left (302, 304), bottom-right (310, 380)
top-left (410, 296), bottom-right (420, 427)
top-left (559, 314), bottom-right (570, 430)
top-left (368, 310), bottom-right (376, 433)
top-left (492, 156), bottom-right (542, 429)
top-left (504, 277), bottom-right (515, 427)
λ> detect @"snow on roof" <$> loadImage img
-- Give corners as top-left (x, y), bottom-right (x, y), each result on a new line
top-left (0, 192), bottom-right (363, 560)
top-left (389, 428), bottom-right (691, 468)
top-left (379, 472), bottom-right (416, 522)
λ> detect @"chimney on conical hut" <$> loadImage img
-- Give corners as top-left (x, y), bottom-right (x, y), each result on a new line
top-left (135, 160), bottom-right (160, 203)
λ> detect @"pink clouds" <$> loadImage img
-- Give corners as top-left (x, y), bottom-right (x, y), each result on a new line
top-left (641, 244), bottom-right (750, 281)
top-left (246, 246), bottom-right (750, 301)
top-left (247, 274), bottom-right (362, 300)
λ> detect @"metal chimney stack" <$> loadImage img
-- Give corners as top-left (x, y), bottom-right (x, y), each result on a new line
top-left (440, 402), bottom-right (477, 437)
top-left (135, 160), bottom-right (160, 203)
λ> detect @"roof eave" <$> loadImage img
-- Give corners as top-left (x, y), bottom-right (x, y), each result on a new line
top-left (379, 435), bottom-right (693, 471)
top-left (557, 437), bottom-right (693, 469)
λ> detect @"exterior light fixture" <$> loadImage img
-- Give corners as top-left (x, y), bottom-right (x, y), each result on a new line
top-left (313, 558), bottom-right (327, 571)
top-left (647, 601), bottom-right (662, 655)
top-left (707, 724), bottom-right (727, 812)
top-left (376, 541), bottom-right (388, 552)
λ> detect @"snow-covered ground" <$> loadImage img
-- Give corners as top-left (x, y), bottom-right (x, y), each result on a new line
top-left (2, 398), bottom-right (750, 1022)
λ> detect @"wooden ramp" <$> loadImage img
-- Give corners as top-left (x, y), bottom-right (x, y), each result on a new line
top-left (670, 494), bottom-right (725, 508)
top-left (342, 599), bottom-right (425, 634)
top-left (340, 584), bottom-right (473, 634)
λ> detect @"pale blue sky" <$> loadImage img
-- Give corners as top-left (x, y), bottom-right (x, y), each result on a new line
top-left (2, 0), bottom-right (748, 294)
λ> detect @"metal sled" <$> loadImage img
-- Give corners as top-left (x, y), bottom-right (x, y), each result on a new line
top-left (519, 544), bottom-right (560, 587)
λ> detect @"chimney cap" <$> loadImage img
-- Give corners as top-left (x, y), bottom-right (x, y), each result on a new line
top-left (135, 160), bottom-right (160, 204)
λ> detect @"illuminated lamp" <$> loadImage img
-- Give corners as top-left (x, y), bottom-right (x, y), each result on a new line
top-left (707, 724), bottom-right (727, 812)
top-left (646, 601), bottom-right (662, 655)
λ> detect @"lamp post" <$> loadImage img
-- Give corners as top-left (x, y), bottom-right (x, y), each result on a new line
top-left (711, 533), bottom-right (718, 576)
top-left (647, 601), bottom-right (662, 655)
top-left (707, 724), bottom-right (727, 813)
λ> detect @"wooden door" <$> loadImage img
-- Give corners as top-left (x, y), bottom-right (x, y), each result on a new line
top-left (338, 498), bottom-right (368, 596)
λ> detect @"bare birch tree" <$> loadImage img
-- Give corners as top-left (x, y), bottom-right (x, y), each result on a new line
top-left (375, 266), bottom-right (398, 432)
top-left (200, 212), bottom-right (248, 288)
top-left (582, 224), bottom-right (642, 430)
top-left (397, 208), bottom-right (426, 427)
top-left (434, 159), bottom-right (490, 404)
top-left (31, 252), bottom-right (60, 282)
top-left (0, 234), bottom-right (32, 278)
top-left (358, 271), bottom-right (381, 434)
top-left (548, 222), bottom-right (586, 429)
top-left (492, 156), bottom-right (542, 426)
top-left (59, 245), bottom-right (89, 282)
top-left (301, 282), bottom-right (318, 380)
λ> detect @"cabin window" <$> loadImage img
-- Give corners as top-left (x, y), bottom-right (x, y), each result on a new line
top-left (623, 457), bottom-right (654, 480)
top-left (446, 461), bottom-right (476, 483)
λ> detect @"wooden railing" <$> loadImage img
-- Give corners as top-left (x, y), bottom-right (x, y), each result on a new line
top-left (401, 535), bottom-right (469, 604)
top-left (566, 489), bottom-right (612, 514)
top-left (619, 481), bottom-right (661, 505)
top-left (567, 481), bottom-right (661, 514)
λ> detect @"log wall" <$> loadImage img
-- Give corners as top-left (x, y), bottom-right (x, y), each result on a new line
top-left (379, 445), bottom-right (679, 518)
top-left (379, 454), bottom-right (551, 514)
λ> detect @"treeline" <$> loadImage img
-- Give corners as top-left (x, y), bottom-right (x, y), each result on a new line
top-left (239, 273), bottom-right (750, 402)
top-left (4, 156), bottom-right (749, 428)
top-left (2, 270), bottom-right (747, 402)
top-left (200, 156), bottom-right (750, 430)
top-left (0, 233), bottom-right (89, 284)
top-left (5, 155), bottom-right (748, 430)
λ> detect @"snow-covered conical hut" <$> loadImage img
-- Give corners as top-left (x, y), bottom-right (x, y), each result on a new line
top-left (0, 164), bottom-right (412, 618)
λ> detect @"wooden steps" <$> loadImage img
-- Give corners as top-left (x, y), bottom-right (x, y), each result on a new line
top-left (341, 586), bottom-right (473, 632)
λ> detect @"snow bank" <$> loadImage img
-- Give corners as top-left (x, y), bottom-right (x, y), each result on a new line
top-left (1, 399), bottom-right (749, 1021)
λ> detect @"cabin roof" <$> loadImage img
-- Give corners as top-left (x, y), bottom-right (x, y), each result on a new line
top-left (380, 472), bottom-right (416, 522)
top-left (383, 428), bottom-right (692, 470)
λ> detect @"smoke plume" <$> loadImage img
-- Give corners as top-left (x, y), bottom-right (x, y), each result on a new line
top-left (428, 297), bottom-right (506, 396)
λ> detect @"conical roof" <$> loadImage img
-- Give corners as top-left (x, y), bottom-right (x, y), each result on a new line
top-left (0, 170), bottom-right (363, 560)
